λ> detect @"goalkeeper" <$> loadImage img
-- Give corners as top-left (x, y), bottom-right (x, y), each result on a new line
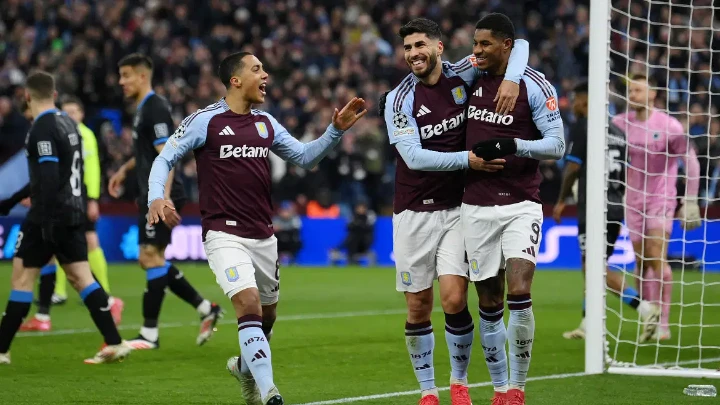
top-left (553, 81), bottom-right (661, 340)
top-left (18, 96), bottom-right (124, 332)
top-left (612, 74), bottom-right (700, 341)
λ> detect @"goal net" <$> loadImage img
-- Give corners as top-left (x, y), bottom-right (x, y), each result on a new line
top-left (585, 0), bottom-right (720, 378)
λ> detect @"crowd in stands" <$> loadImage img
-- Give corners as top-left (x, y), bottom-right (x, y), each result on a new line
top-left (2, 0), bottom-right (719, 217)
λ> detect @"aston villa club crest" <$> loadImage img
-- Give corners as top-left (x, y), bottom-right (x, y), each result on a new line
top-left (255, 122), bottom-right (269, 139)
top-left (451, 86), bottom-right (467, 105)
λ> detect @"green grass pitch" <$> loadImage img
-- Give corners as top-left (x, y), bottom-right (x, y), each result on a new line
top-left (0, 263), bottom-right (717, 404)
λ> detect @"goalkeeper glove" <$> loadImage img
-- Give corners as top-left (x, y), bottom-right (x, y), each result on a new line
top-left (378, 91), bottom-right (389, 116)
top-left (471, 138), bottom-right (517, 161)
top-left (678, 197), bottom-right (701, 231)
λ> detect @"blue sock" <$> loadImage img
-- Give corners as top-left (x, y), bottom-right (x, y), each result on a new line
top-left (480, 303), bottom-right (509, 392)
top-left (405, 321), bottom-right (436, 392)
top-left (622, 287), bottom-right (641, 309)
top-left (238, 314), bottom-right (276, 399)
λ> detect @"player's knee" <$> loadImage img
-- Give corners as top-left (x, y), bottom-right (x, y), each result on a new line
top-left (475, 278), bottom-right (504, 308)
top-left (230, 288), bottom-right (262, 317)
top-left (86, 232), bottom-right (100, 250)
top-left (405, 290), bottom-right (433, 322)
top-left (440, 290), bottom-right (466, 314)
top-left (138, 245), bottom-right (164, 269)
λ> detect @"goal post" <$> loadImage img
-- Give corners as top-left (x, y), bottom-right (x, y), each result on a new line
top-left (586, 0), bottom-right (720, 379)
top-left (585, 0), bottom-right (611, 376)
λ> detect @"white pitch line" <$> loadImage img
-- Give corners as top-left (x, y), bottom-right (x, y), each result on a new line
top-left (16, 307), bottom-right (415, 338)
top-left (295, 372), bottom-right (586, 405)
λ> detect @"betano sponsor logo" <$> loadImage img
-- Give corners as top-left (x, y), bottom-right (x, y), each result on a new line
top-left (467, 105), bottom-right (514, 125)
top-left (419, 111), bottom-right (466, 139)
top-left (219, 144), bottom-right (269, 158)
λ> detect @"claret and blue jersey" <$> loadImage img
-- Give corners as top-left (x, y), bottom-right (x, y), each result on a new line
top-left (149, 98), bottom-right (345, 240)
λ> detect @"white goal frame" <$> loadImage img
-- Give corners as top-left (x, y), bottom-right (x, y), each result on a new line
top-left (585, 0), bottom-right (720, 379)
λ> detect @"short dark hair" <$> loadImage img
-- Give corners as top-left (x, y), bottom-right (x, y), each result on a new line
top-left (398, 18), bottom-right (442, 40)
top-left (218, 51), bottom-right (253, 88)
top-left (118, 53), bottom-right (153, 71)
top-left (60, 95), bottom-right (84, 111)
top-left (629, 73), bottom-right (657, 87)
top-left (475, 13), bottom-right (516, 42)
top-left (574, 80), bottom-right (589, 95)
top-left (25, 71), bottom-right (55, 100)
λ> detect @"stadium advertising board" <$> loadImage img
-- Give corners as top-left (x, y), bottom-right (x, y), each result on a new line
top-left (0, 215), bottom-right (717, 270)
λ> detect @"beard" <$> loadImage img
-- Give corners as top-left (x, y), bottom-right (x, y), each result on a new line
top-left (413, 50), bottom-right (439, 79)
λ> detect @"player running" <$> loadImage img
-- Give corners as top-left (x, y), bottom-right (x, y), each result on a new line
top-left (0, 71), bottom-right (130, 365)
top-left (612, 74), bottom-right (701, 341)
top-left (108, 54), bottom-right (223, 349)
top-left (147, 51), bottom-right (367, 405)
top-left (382, 17), bottom-right (528, 405)
top-left (552, 81), bottom-right (661, 340)
top-left (461, 14), bottom-right (564, 405)
top-left (20, 96), bottom-right (124, 332)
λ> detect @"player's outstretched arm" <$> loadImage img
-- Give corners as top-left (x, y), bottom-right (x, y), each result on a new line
top-left (270, 97), bottom-right (367, 169)
top-left (147, 112), bottom-right (209, 224)
top-left (0, 184), bottom-right (31, 216)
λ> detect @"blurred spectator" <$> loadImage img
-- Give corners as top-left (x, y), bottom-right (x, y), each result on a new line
top-left (306, 188), bottom-right (340, 219)
top-left (273, 201), bottom-right (303, 265)
top-left (331, 200), bottom-right (376, 265)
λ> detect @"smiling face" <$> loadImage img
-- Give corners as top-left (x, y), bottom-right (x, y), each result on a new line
top-left (472, 29), bottom-right (512, 74)
top-left (233, 54), bottom-right (269, 105)
top-left (403, 32), bottom-right (442, 79)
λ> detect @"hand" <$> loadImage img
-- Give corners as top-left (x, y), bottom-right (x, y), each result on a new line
top-left (378, 91), bottom-right (389, 116)
top-left (472, 138), bottom-right (518, 161)
top-left (148, 198), bottom-right (178, 227)
top-left (87, 200), bottom-right (100, 222)
top-left (677, 197), bottom-right (701, 231)
top-left (495, 80), bottom-right (520, 115)
top-left (20, 197), bottom-right (31, 208)
top-left (552, 202), bottom-right (566, 224)
top-left (41, 222), bottom-right (55, 246)
top-left (468, 151), bottom-right (505, 172)
top-left (163, 204), bottom-right (182, 228)
top-left (108, 170), bottom-right (126, 198)
top-left (332, 97), bottom-right (368, 131)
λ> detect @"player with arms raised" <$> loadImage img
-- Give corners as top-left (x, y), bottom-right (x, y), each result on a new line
top-left (383, 17), bottom-right (529, 405)
top-left (612, 74), bottom-right (700, 341)
top-left (0, 71), bottom-right (130, 365)
top-left (147, 51), bottom-right (366, 405)
top-left (461, 14), bottom-right (564, 405)
top-left (109, 54), bottom-right (222, 349)
top-left (552, 81), bottom-right (660, 340)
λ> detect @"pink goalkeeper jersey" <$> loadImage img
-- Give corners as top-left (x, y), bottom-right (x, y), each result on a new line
top-left (611, 110), bottom-right (699, 210)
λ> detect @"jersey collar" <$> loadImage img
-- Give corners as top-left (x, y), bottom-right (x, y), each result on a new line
top-left (137, 91), bottom-right (156, 111)
top-left (36, 108), bottom-right (59, 120)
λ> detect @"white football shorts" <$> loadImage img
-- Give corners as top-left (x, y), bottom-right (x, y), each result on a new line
top-left (203, 230), bottom-right (279, 305)
top-left (461, 200), bottom-right (543, 282)
top-left (393, 207), bottom-right (468, 293)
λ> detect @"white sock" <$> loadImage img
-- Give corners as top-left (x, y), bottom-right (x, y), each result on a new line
top-left (196, 299), bottom-right (212, 316)
top-left (140, 326), bottom-right (159, 342)
top-left (507, 296), bottom-right (535, 391)
top-left (479, 304), bottom-right (509, 393)
top-left (35, 313), bottom-right (50, 322)
top-left (405, 321), bottom-right (436, 392)
top-left (444, 307), bottom-right (474, 382)
top-left (238, 315), bottom-right (275, 399)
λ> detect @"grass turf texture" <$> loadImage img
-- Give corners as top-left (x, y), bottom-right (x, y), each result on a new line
top-left (0, 264), bottom-right (717, 404)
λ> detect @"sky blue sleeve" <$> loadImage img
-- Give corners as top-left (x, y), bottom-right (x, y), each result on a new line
top-left (148, 111), bottom-right (210, 205)
top-left (269, 113), bottom-right (344, 169)
top-left (515, 75), bottom-right (565, 160)
top-left (384, 87), bottom-right (468, 171)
